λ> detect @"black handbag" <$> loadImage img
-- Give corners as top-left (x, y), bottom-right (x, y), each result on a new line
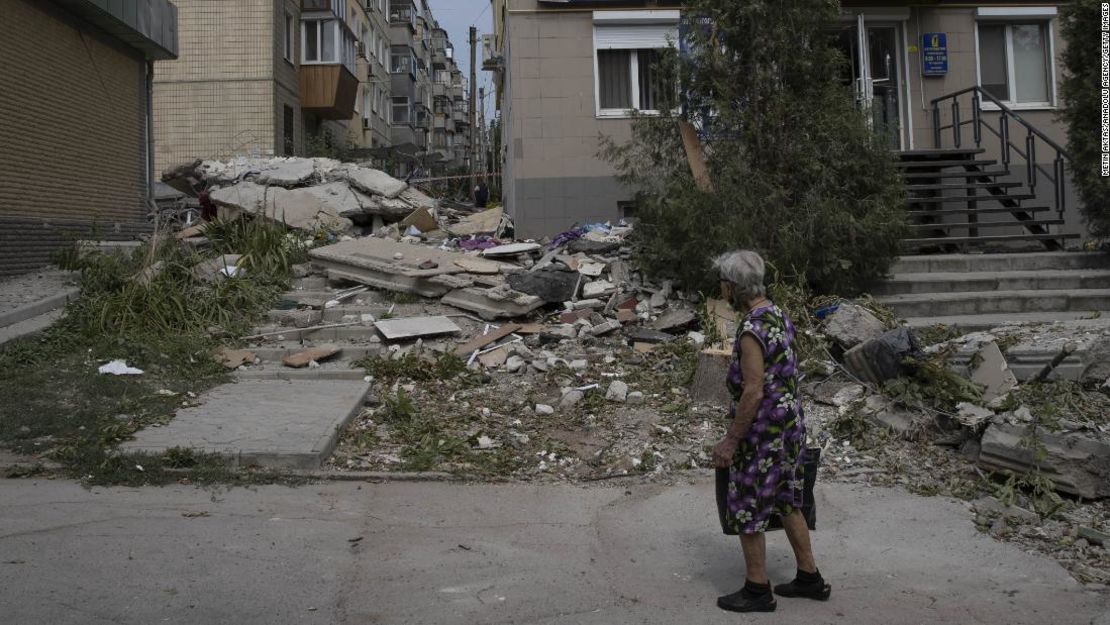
top-left (715, 447), bottom-right (821, 535)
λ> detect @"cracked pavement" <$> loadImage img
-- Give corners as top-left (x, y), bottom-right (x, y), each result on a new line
top-left (0, 479), bottom-right (1107, 625)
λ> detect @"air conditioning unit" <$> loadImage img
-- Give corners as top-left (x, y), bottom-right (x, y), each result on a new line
top-left (357, 42), bottom-right (366, 59)
top-left (363, 117), bottom-right (371, 129)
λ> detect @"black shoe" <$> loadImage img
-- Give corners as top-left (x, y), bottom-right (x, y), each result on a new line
top-left (773, 578), bottom-right (832, 601)
top-left (716, 587), bottom-right (777, 613)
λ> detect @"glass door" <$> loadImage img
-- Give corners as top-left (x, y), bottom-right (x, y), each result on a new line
top-left (832, 16), bottom-right (904, 149)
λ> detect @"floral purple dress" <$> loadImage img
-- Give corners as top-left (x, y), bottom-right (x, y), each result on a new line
top-left (721, 303), bottom-right (806, 535)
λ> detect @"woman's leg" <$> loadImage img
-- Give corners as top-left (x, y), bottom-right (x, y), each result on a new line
top-left (739, 532), bottom-right (768, 583)
top-left (782, 510), bottom-right (817, 573)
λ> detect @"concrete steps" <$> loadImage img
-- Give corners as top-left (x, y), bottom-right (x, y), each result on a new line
top-left (878, 252), bottom-right (1110, 324)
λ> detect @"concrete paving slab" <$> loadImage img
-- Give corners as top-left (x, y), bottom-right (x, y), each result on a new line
top-left (374, 315), bottom-right (461, 340)
top-left (0, 480), bottom-right (1105, 625)
top-left (121, 379), bottom-right (370, 469)
top-left (0, 309), bottom-right (64, 347)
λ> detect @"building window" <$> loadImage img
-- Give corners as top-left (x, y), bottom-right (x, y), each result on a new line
top-left (363, 90), bottom-right (372, 125)
top-left (391, 51), bottom-right (413, 74)
top-left (303, 18), bottom-right (358, 73)
top-left (392, 96), bottom-right (411, 124)
top-left (284, 12), bottom-right (294, 62)
top-left (593, 12), bottom-right (679, 117)
top-left (597, 49), bottom-right (666, 113)
top-left (977, 22), bottom-right (1053, 106)
top-left (283, 106), bottom-right (295, 156)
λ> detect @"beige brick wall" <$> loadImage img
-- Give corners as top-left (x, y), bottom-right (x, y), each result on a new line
top-left (272, 0), bottom-right (303, 156)
top-left (153, 0), bottom-right (278, 171)
top-left (0, 0), bottom-right (149, 275)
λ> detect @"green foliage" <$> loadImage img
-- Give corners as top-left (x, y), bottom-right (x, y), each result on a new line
top-left (600, 0), bottom-right (907, 296)
top-left (359, 351), bottom-right (473, 385)
top-left (1060, 1), bottom-right (1110, 237)
top-left (883, 353), bottom-right (984, 414)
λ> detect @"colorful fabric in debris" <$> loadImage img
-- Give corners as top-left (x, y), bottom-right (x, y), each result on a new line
top-left (722, 303), bottom-right (806, 535)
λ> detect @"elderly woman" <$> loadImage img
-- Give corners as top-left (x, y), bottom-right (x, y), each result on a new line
top-left (711, 250), bottom-right (831, 613)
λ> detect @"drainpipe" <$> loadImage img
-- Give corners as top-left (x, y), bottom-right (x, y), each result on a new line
top-left (146, 59), bottom-right (155, 209)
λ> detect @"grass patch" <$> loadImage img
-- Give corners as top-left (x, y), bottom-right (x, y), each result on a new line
top-left (0, 217), bottom-right (307, 484)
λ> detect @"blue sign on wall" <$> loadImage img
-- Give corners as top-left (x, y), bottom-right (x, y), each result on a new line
top-left (922, 33), bottom-right (948, 76)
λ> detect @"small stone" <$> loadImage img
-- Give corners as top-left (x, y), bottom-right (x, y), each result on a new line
top-left (531, 359), bottom-right (549, 372)
top-left (506, 355), bottom-right (526, 373)
top-left (627, 391), bottom-right (645, 405)
top-left (559, 390), bottom-right (585, 409)
top-left (606, 380), bottom-right (629, 402)
top-left (590, 320), bottom-right (622, 336)
top-left (569, 359), bottom-right (588, 372)
top-left (1075, 538), bottom-right (1090, 549)
top-left (687, 331), bottom-right (706, 346)
top-left (535, 404), bottom-right (555, 415)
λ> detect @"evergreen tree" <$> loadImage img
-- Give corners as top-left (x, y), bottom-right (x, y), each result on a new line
top-left (601, 0), bottom-right (907, 295)
top-left (1060, 0), bottom-right (1110, 238)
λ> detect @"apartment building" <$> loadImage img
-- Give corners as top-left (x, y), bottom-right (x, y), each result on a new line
top-left (488, 0), bottom-right (1079, 241)
top-left (155, 0), bottom-right (469, 178)
top-left (0, 0), bottom-right (178, 277)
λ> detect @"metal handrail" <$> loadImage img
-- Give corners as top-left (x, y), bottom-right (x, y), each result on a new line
top-left (930, 86), bottom-right (1069, 217)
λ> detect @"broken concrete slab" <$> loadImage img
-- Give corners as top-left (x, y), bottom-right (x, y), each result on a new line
top-left (121, 378), bottom-right (371, 469)
top-left (374, 316), bottom-right (461, 341)
top-left (336, 164), bottom-right (408, 198)
top-left (400, 207), bottom-right (437, 233)
top-left (625, 327), bottom-right (676, 344)
top-left (440, 287), bottom-right (544, 321)
top-left (582, 280), bottom-right (616, 299)
top-left (590, 320), bottom-right (622, 336)
top-left (478, 347), bottom-right (510, 368)
top-left (309, 238), bottom-right (509, 298)
top-left (955, 402), bottom-right (995, 429)
top-left (978, 422), bottom-right (1110, 499)
top-left (481, 242), bottom-right (542, 257)
top-left (578, 260), bottom-right (605, 278)
top-left (507, 268), bottom-right (579, 304)
top-left (824, 302), bottom-right (886, 350)
top-left (254, 158), bottom-right (317, 187)
top-left (210, 182), bottom-right (351, 231)
top-left (971, 341), bottom-right (1018, 402)
top-left (843, 328), bottom-right (920, 387)
top-left (282, 345), bottom-right (342, 368)
top-left (652, 308), bottom-right (697, 332)
top-left (192, 255), bottom-right (243, 282)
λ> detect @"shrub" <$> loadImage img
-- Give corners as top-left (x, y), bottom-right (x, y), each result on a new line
top-left (600, 0), bottom-right (907, 296)
top-left (1060, 0), bottom-right (1110, 238)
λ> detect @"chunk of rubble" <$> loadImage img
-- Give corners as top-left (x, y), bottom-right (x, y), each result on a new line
top-left (970, 341), bottom-right (1018, 402)
top-left (254, 158), bottom-right (317, 187)
top-left (823, 302), bottom-right (886, 350)
top-left (843, 328), bottom-right (920, 386)
top-left (374, 316), bottom-right (461, 341)
top-left (283, 345), bottom-right (341, 368)
top-left (606, 381), bottom-right (629, 402)
top-left (332, 163), bottom-right (408, 198)
top-left (978, 423), bottom-right (1110, 499)
top-left (507, 269), bottom-right (579, 304)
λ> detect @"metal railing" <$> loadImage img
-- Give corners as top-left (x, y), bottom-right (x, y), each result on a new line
top-left (931, 86), bottom-right (1069, 219)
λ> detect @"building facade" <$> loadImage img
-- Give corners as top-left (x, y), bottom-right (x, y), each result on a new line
top-left (154, 0), bottom-right (468, 179)
top-left (488, 0), bottom-right (1079, 240)
top-left (0, 0), bottom-right (179, 277)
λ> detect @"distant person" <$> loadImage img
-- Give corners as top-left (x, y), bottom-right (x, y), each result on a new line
top-left (711, 250), bottom-right (830, 613)
top-left (474, 181), bottom-right (489, 208)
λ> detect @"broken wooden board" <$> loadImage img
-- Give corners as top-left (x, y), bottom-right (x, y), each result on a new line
top-left (446, 207), bottom-right (503, 236)
top-left (678, 119), bottom-right (713, 192)
top-left (282, 345), bottom-right (341, 368)
top-left (374, 316), bottom-right (462, 341)
top-left (690, 348), bottom-right (733, 408)
top-left (706, 298), bottom-right (739, 348)
top-left (453, 323), bottom-right (522, 357)
top-left (400, 206), bottom-right (438, 233)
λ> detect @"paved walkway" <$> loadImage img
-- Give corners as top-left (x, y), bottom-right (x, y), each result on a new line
top-left (121, 378), bottom-right (371, 469)
top-left (0, 479), bottom-right (1105, 625)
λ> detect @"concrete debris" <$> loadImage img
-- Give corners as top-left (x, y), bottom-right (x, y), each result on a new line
top-left (332, 162), bottom-right (408, 198)
top-left (652, 308), bottom-right (697, 332)
top-left (507, 269), bottom-right (579, 304)
top-left (823, 302), bottom-right (886, 350)
top-left (446, 207), bottom-right (504, 237)
top-left (215, 348), bottom-right (256, 369)
top-left (606, 381), bottom-right (629, 403)
top-left (979, 423), bottom-right (1110, 499)
top-left (481, 242), bottom-right (543, 257)
top-left (374, 316), bottom-right (461, 341)
top-left (955, 402), bottom-right (995, 429)
top-left (535, 404), bottom-right (555, 416)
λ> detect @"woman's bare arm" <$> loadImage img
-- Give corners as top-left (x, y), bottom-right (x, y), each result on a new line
top-left (726, 334), bottom-right (766, 440)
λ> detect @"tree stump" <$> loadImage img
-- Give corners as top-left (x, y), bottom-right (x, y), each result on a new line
top-left (690, 348), bottom-right (733, 409)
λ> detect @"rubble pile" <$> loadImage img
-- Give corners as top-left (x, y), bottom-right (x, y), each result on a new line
top-left (161, 156), bottom-right (1108, 588)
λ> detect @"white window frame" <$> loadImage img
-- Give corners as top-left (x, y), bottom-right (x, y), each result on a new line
top-left (974, 11), bottom-right (1057, 111)
top-left (592, 11), bottom-right (680, 119)
top-left (284, 12), bottom-right (294, 62)
top-left (391, 96), bottom-right (411, 125)
top-left (362, 89), bottom-right (371, 122)
top-left (302, 18), bottom-right (339, 64)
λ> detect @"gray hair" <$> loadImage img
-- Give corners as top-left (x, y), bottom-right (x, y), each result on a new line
top-left (713, 250), bottom-right (766, 300)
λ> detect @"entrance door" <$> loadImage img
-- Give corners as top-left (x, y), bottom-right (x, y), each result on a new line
top-left (834, 15), bottom-right (905, 149)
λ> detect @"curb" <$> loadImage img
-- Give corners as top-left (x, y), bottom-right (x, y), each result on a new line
top-left (0, 288), bottom-right (80, 329)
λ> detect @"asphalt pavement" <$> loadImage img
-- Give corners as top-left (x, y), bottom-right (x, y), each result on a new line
top-left (0, 478), bottom-right (1106, 624)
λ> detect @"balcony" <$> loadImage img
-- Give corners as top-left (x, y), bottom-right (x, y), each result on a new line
top-left (299, 64), bottom-right (360, 119)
